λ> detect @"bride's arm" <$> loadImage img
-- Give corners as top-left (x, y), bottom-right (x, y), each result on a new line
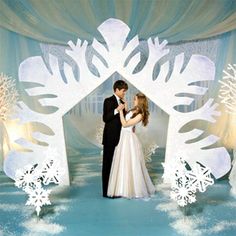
top-left (119, 110), bottom-right (142, 127)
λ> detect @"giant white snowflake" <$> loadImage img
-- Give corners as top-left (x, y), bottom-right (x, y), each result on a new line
top-left (43, 147), bottom-right (60, 160)
top-left (26, 186), bottom-right (51, 216)
top-left (5, 18), bottom-right (231, 186)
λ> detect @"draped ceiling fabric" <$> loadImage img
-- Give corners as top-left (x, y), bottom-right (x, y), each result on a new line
top-left (1, 0), bottom-right (236, 44)
top-left (0, 0), bottom-right (236, 151)
top-left (0, 0), bottom-right (236, 79)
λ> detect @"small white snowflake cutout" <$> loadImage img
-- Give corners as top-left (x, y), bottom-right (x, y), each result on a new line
top-left (15, 164), bottom-right (41, 193)
top-left (170, 175), bottom-right (196, 207)
top-left (26, 186), bottom-right (51, 216)
top-left (41, 159), bottom-right (64, 185)
top-left (168, 158), bottom-right (214, 206)
top-left (14, 154), bottom-right (63, 216)
top-left (186, 163), bottom-right (214, 192)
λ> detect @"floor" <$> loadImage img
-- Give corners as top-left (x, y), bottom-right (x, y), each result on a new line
top-left (0, 148), bottom-right (236, 236)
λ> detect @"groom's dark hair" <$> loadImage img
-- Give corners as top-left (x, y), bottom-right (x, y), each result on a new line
top-left (113, 80), bottom-right (128, 91)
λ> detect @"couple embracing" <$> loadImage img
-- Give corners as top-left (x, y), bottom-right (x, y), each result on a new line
top-left (102, 80), bottom-right (156, 199)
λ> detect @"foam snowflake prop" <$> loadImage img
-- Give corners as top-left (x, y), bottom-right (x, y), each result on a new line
top-left (0, 73), bottom-right (18, 122)
top-left (219, 64), bottom-right (236, 114)
top-left (41, 159), bottom-right (63, 185)
top-left (170, 175), bottom-right (196, 207)
top-left (15, 164), bottom-right (41, 193)
top-left (167, 157), bottom-right (214, 206)
top-left (186, 163), bottom-right (214, 192)
top-left (26, 186), bottom-right (51, 216)
top-left (14, 150), bottom-right (63, 216)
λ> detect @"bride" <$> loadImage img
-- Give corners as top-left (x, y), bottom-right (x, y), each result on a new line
top-left (107, 92), bottom-right (156, 199)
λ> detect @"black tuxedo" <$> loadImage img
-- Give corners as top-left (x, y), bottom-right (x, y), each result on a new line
top-left (102, 95), bottom-right (122, 197)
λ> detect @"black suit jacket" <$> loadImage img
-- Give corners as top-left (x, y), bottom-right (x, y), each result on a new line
top-left (102, 95), bottom-right (122, 147)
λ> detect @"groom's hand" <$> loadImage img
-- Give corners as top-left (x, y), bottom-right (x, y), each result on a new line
top-left (116, 104), bottom-right (125, 112)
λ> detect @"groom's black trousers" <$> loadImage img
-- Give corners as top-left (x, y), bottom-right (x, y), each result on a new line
top-left (102, 144), bottom-right (116, 197)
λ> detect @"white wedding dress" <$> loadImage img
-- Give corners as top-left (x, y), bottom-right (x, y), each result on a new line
top-left (107, 111), bottom-right (156, 198)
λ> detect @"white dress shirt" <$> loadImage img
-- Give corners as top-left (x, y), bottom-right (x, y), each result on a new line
top-left (114, 93), bottom-right (120, 115)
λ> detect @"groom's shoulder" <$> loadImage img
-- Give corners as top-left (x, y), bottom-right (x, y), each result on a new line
top-left (105, 95), bottom-right (115, 101)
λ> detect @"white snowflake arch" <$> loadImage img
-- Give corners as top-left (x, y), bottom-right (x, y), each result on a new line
top-left (4, 18), bottom-right (231, 185)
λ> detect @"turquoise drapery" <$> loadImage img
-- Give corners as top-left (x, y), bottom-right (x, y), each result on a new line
top-left (0, 0), bottom-right (235, 154)
top-left (0, 27), bottom-right (42, 83)
top-left (0, 0), bottom-right (236, 81)
top-left (1, 0), bottom-right (236, 44)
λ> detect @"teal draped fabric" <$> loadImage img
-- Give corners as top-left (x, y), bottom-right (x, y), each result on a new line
top-left (1, 0), bottom-right (236, 44)
top-left (0, 0), bottom-right (235, 153)
top-left (0, 27), bottom-right (42, 83)
top-left (0, 0), bottom-right (236, 80)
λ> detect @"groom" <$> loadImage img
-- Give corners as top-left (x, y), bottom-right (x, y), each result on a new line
top-left (102, 80), bottom-right (128, 197)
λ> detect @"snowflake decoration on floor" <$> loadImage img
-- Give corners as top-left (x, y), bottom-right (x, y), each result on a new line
top-left (41, 159), bottom-right (64, 185)
top-left (14, 149), bottom-right (62, 216)
top-left (186, 163), bottom-right (214, 192)
top-left (26, 187), bottom-right (51, 216)
top-left (15, 164), bottom-right (41, 193)
top-left (170, 175), bottom-right (196, 207)
top-left (166, 158), bottom-right (214, 207)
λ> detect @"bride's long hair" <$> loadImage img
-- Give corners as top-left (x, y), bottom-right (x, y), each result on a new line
top-left (130, 93), bottom-right (149, 127)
